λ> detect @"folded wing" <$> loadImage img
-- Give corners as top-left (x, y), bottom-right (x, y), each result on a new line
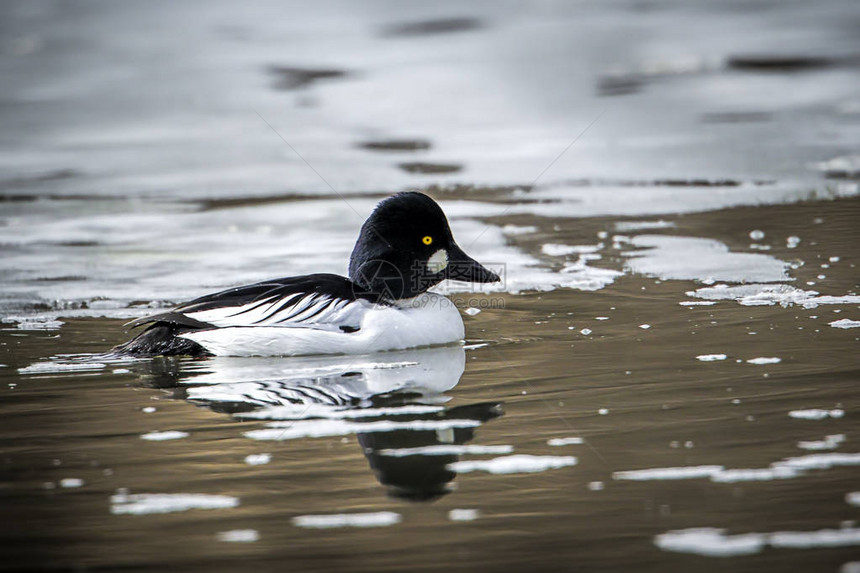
top-left (127, 274), bottom-right (375, 333)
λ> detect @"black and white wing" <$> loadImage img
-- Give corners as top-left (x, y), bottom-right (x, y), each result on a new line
top-left (127, 274), bottom-right (375, 334)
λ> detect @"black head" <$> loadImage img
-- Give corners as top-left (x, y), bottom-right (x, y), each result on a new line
top-left (349, 192), bottom-right (500, 300)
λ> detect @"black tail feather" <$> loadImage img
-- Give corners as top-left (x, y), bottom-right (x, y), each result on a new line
top-left (112, 323), bottom-right (211, 357)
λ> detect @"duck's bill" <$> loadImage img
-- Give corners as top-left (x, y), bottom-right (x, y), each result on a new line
top-left (445, 243), bottom-right (501, 283)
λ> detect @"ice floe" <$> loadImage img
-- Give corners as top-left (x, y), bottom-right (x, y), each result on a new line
top-left (216, 529), bottom-right (259, 543)
top-left (237, 404), bottom-right (445, 422)
top-left (614, 220), bottom-right (675, 232)
top-left (613, 465), bottom-right (725, 481)
top-left (655, 526), bottom-right (860, 557)
top-left (697, 354), bottom-right (727, 362)
top-left (815, 154), bottom-right (860, 178)
top-left (847, 492), bottom-right (860, 507)
top-left (447, 454), bottom-right (577, 475)
top-left (557, 255), bottom-right (623, 291)
top-left (541, 243), bottom-right (601, 256)
top-left (4, 316), bottom-right (65, 330)
top-left (18, 361), bottom-right (107, 374)
top-left (448, 509), bottom-right (480, 521)
top-left (746, 357), bottom-right (781, 365)
top-left (110, 491), bottom-right (239, 515)
top-left (244, 453), bottom-right (272, 465)
top-left (60, 478), bottom-right (84, 488)
top-left (623, 235), bottom-right (789, 283)
top-left (547, 437), bottom-right (584, 446)
top-left (831, 319), bottom-right (860, 329)
top-left (797, 434), bottom-right (845, 451)
top-left (789, 409), bottom-right (845, 420)
top-left (376, 445), bottom-right (513, 457)
top-left (615, 451), bottom-right (860, 484)
top-left (244, 418), bottom-right (482, 441)
top-left (292, 512), bottom-right (401, 529)
top-left (655, 527), bottom-right (766, 557)
top-left (140, 431), bottom-right (189, 441)
top-left (689, 284), bottom-right (860, 308)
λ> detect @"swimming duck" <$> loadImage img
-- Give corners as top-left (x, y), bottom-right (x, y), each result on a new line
top-left (115, 192), bottom-right (499, 357)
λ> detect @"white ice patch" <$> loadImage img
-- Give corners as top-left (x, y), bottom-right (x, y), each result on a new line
top-left (709, 466), bottom-right (801, 483)
top-left (244, 453), bottom-right (272, 465)
top-left (449, 508), bottom-right (480, 521)
top-left (658, 526), bottom-right (860, 556)
top-left (60, 478), bottom-right (84, 488)
top-left (376, 445), bottom-right (513, 457)
top-left (18, 361), bottom-right (107, 374)
top-left (236, 404), bottom-right (445, 422)
top-left (815, 154), bottom-right (860, 177)
top-left (447, 454), bottom-right (577, 475)
top-left (746, 357), bottom-right (781, 365)
top-left (547, 437), bottom-right (584, 446)
top-left (464, 307), bottom-right (481, 316)
top-left (140, 431), bottom-right (189, 441)
top-left (217, 529), bottom-right (259, 543)
top-left (614, 452), bottom-right (860, 483)
top-left (4, 316), bottom-right (65, 330)
top-left (110, 492), bottom-right (239, 515)
top-left (244, 418), bottom-right (481, 441)
top-left (847, 492), bottom-right (860, 507)
top-left (501, 225), bottom-right (537, 235)
top-left (680, 301), bottom-right (717, 306)
top-left (774, 452), bottom-right (860, 471)
top-left (690, 284), bottom-right (860, 308)
top-left (292, 512), bottom-right (401, 529)
top-left (541, 243), bottom-right (601, 256)
top-left (613, 465), bottom-right (725, 481)
top-left (558, 256), bottom-right (623, 291)
top-left (655, 527), bottom-right (766, 557)
top-left (831, 319), bottom-right (860, 329)
top-left (697, 354), bottom-right (727, 362)
top-left (614, 220), bottom-right (675, 232)
top-left (789, 409), bottom-right (845, 420)
top-left (797, 435), bottom-right (845, 451)
top-left (768, 527), bottom-right (860, 549)
top-left (623, 235), bottom-right (789, 283)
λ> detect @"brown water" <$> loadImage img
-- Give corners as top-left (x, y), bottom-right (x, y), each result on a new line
top-left (2, 197), bottom-right (858, 572)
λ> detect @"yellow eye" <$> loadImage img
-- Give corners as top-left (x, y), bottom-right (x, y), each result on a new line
top-left (422, 236), bottom-right (433, 245)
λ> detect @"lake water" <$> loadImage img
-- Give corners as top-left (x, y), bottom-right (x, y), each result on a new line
top-left (1, 1), bottom-right (859, 571)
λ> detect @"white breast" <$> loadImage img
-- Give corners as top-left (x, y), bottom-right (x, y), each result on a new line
top-left (179, 293), bottom-right (465, 357)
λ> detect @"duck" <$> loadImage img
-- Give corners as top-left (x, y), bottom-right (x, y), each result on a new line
top-left (114, 192), bottom-right (500, 357)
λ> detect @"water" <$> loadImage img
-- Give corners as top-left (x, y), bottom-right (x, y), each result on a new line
top-left (2, 1), bottom-right (860, 571)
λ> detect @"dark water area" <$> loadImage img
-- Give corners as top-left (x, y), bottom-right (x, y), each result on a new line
top-left (2, 0), bottom-right (860, 571)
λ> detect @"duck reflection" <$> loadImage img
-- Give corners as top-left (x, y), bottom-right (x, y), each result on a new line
top-left (136, 345), bottom-right (502, 501)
